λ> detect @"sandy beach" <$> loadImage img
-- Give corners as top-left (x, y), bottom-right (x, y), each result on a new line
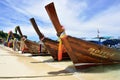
top-left (0, 45), bottom-right (120, 80)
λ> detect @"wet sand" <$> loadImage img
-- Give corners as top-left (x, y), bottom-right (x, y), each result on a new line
top-left (0, 45), bottom-right (120, 80)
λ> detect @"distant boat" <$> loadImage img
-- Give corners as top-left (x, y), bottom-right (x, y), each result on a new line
top-left (15, 26), bottom-right (41, 55)
top-left (4, 31), bottom-right (14, 47)
top-left (30, 18), bottom-right (70, 60)
top-left (102, 39), bottom-right (120, 48)
top-left (45, 2), bottom-right (120, 69)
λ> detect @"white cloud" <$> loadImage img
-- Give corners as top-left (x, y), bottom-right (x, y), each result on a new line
top-left (1, 0), bottom-right (120, 40)
top-left (80, 4), bottom-right (120, 38)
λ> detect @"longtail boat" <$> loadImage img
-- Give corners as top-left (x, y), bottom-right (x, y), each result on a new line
top-left (15, 26), bottom-right (40, 55)
top-left (4, 31), bottom-right (14, 47)
top-left (4, 30), bottom-right (20, 51)
top-left (45, 2), bottom-right (120, 69)
top-left (30, 18), bottom-right (70, 60)
top-left (15, 26), bottom-right (28, 52)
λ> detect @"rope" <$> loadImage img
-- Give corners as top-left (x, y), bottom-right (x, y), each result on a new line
top-left (6, 33), bottom-right (10, 42)
top-left (41, 37), bottom-right (45, 41)
top-left (13, 38), bottom-right (17, 51)
top-left (58, 31), bottom-right (66, 61)
top-left (6, 31), bottom-right (13, 43)
top-left (58, 39), bottom-right (63, 61)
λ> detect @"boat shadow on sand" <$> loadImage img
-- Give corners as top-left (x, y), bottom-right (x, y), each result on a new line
top-left (48, 64), bottom-right (120, 75)
top-left (30, 58), bottom-right (120, 74)
top-left (31, 56), bottom-right (120, 75)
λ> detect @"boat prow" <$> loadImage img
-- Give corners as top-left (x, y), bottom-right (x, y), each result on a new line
top-left (15, 26), bottom-right (40, 55)
top-left (30, 18), bottom-right (70, 60)
top-left (45, 2), bottom-right (120, 69)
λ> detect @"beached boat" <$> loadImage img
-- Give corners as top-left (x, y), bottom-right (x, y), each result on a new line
top-left (15, 26), bottom-right (40, 55)
top-left (45, 2), bottom-right (120, 69)
top-left (30, 18), bottom-right (70, 60)
top-left (4, 31), bottom-right (14, 48)
top-left (3, 30), bottom-right (20, 51)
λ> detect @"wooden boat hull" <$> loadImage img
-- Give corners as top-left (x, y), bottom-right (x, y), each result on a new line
top-left (74, 62), bottom-right (120, 69)
top-left (45, 2), bottom-right (120, 69)
top-left (21, 39), bottom-right (48, 54)
top-left (20, 38), bottom-right (48, 56)
top-left (60, 35), bottom-right (120, 69)
top-left (30, 18), bottom-right (70, 60)
top-left (7, 42), bottom-right (13, 48)
top-left (4, 41), bottom-right (13, 48)
top-left (42, 37), bottom-right (69, 60)
top-left (15, 26), bottom-right (48, 55)
top-left (20, 39), bottom-right (40, 54)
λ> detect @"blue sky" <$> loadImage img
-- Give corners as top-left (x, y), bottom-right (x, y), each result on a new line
top-left (0, 0), bottom-right (120, 41)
